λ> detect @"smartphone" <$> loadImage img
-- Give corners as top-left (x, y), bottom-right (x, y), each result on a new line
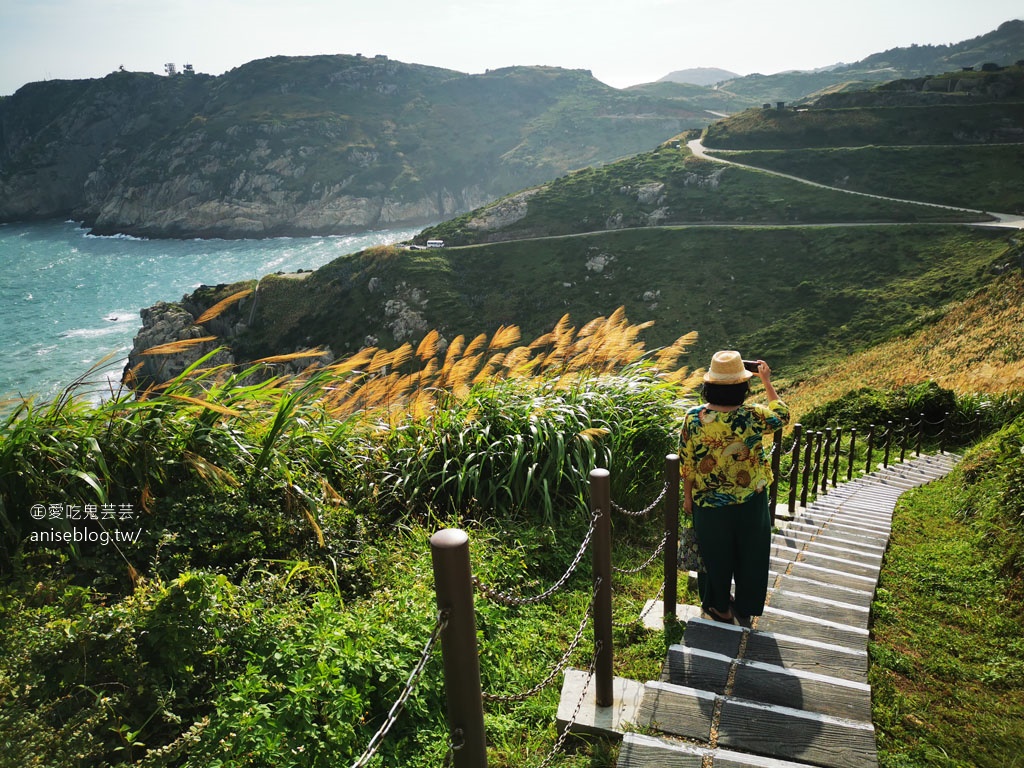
top-left (742, 360), bottom-right (760, 373)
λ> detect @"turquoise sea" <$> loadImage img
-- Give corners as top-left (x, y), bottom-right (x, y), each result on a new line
top-left (0, 220), bottom-right (420, 403)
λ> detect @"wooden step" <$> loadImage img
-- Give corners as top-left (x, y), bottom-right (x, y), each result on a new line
top-left (754, 606), bottom-right (870, 650)
top-left (636, 681), bottom-right (878, 768)
top-left (771, 573), bottom-right (875, 609)
top-left (776, 527), bottom-right (887, 556)
top-left (718, 696), bottom-right (878, 768)
top-left (783, 521), bottom-right (889, 547)
top-left (682, 618), bottom-right (869, 683)
top-left (619, 731), bottom-right (825, 767)
top-left (767, 590), bottom-right (871, 629)
top-left (773, 532), bottom-right (884, 564)
top-left (666, 644), bottom-right (872, 721)
top-left (773, 557), bottom-right (880, 593)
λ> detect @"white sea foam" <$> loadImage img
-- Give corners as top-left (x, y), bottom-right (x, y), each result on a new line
top-left (59, 325), bottom-right (126, 339)
top-left (1, 221), bottom-right (423, 399)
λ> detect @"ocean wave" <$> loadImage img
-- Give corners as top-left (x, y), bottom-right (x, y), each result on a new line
top-left (82, 228), bottom-right (149, 241)
top-left (59, 324), bottom-right (130, 339)
top-left (103, 310), bottom-right (139, 323)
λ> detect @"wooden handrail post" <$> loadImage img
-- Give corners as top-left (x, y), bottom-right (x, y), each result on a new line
top-left (940, 412), bottom-right (950, 454)
top-left (590, 469), bottom-right (614, 707)
top-left (916, 414), bottom-right (924, 457)
top-left (787, 424), bottom-right (803, 514)
top-left (900, 418), bottom-right (909, 463)
top-left (811, 431), bottom-right (823, 496)
top-left (769, 429), bottom-right (782, 522)
top-left (865, 424), bottom-right (875, 474)
top-left (847, 427), bottom-right (857, 481)
top-left (832, 427), bottom-right (842, 487)
top-left (800, 430), bottom-right (814, 508)
top-left (821, 428), bottom-right (832, 493)
top-left (883, 421), bottom-right (893, 468)
top-left (664, 455), bottom-right (680, 625)
top-left (430, 529), bottom-right (488, 768)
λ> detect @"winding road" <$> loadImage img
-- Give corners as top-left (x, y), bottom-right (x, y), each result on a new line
top-left (687, 138), bottom-right (1024, 231)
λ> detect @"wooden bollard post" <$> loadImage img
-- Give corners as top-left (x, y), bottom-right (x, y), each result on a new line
top-left (664, 455), bottom-right (680, 625)
top-left (430, 529), bottom-right (488, 768)
top-left (811, 431), bottom-right (823, 495)
top-left (847, 427), bottom-right (857, 481)
top-left (916, 414), bottom-right (924, 457)
top-left (883, 421), bottom-right (893, 468)
top-left (865, 424), bottom-right (875, 474)
top-left (800, 431), bottom-right (814, 508)
top-left (832, 427), bottom-right (842, 487)
top-left (821, 428), bottom-right (832, 493)
top-left (769, 429), bottom-right (782, 521)
top-left (590, 469), bottom-right (614, 707)
top-left (900, 418), bottom-right (910, 463)
top-left (788, 424), bottom-right (803, 515)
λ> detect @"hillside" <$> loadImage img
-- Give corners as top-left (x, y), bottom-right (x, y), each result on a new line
top-left (123, 57), bottom-right (1024, 388)
top-left (786, 268), bottom-right (1024, 419)
top-left (0, 58), bottom-right (706, 238)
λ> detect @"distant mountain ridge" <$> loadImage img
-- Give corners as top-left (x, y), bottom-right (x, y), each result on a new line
top-left (691, 18), bottom-right (1024, 104)
top-left (658, 67), bottom-right (739, 86)
top-left (0, 58), bottom-right (705, 238)
top-left (1, 20), bottom-right (1021, 239)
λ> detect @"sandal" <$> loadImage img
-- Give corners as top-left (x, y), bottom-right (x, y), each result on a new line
top-left (705, 605), bottom-right (734, 623)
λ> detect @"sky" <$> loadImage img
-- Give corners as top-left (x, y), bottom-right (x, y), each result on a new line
top-left (1, 0), bottom-right (1022, 97)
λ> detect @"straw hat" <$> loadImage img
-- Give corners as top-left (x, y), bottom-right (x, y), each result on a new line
top-left (703, 350), bottom-right (753, 384)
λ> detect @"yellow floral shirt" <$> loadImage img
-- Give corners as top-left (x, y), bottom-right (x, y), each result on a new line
top-left (680, 400), bottom-right (790, 507)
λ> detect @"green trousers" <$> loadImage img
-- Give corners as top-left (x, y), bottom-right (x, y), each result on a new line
top-left (693, 491), bottom-right (771, 617)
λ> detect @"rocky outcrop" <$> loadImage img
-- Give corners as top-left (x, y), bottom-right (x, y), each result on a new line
top-left (124, 301), bottom-right (235, 387)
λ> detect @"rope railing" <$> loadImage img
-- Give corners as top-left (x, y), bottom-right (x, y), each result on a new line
top-left (358, 407), bottom-right (979, 767)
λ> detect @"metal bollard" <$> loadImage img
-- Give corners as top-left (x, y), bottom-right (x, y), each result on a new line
top-left (589, 469), bottom-right (614, 707)
top-left (430, 529), bottom-right (488, 768)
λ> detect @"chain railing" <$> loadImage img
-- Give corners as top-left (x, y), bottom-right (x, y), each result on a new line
top-left (773, 410), bottom-right (974, 517)
top-left (481, 580), bottom-right (600, 703)
top-left (356, 410), bottom-right (975, 767)
top-left (472, 508), bottom-right (601, 606)
top-left (350, 609), bottom-right (449, 768)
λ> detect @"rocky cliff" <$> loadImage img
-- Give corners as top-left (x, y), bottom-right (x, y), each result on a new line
top-left (0, 56), bottom-right (706, 238)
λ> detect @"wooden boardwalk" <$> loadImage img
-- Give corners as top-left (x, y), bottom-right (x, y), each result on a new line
top-left (614, 452), bottom-right (961, 768)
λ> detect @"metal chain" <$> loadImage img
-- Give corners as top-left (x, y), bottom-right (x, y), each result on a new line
top-left (351, 610), bottom-right (448, 768)
top-left (613, 579), bottom-right (665, 628)
top-left (473, 509), bottom-right (601, 606)
top-left (534, 640), bottom-right (602, 768)
top-left (639, 581), bottom-right (666, 623)
top-left (613, 532), bottom-right (668, 574)
top-left (481, 579), bottom-right (601, 704)
top-left (611, 481), bottom-right (668, 518)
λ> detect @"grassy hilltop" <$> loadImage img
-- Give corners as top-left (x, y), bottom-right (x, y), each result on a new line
top-left (3, 59), bottom-right (1024, 768)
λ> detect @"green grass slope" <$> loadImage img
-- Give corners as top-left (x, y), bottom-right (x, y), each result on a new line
top-left (228, 225), bottom-right (1014, 380)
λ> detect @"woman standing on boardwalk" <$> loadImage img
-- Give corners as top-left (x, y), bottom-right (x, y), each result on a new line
top-left (680, 350), bottom-right (789, 624)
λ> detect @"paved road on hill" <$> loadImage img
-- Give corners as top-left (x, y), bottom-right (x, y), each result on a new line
top-left (687, 138), bottom-right (1024, 231)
